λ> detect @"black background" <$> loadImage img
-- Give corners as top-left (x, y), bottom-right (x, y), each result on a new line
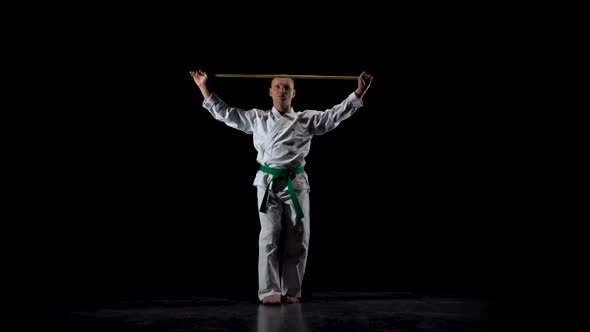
top-left (25, 8), bottom-right (531, 310)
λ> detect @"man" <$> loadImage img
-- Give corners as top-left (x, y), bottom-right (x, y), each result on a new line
top-left (189, 70), bottom-right (373, 304)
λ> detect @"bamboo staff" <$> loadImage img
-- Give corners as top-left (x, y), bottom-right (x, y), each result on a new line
top-left (215, 74), bottom-right (358, 80)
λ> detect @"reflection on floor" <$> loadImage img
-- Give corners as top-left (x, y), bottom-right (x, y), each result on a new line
top-left (58, 291), bottom-right (505, 331)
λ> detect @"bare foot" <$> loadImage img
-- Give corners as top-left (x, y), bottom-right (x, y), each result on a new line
top-left (261, 294), bottom-right (281, 305)
top-left (284, 296), bottom-right (300, 304)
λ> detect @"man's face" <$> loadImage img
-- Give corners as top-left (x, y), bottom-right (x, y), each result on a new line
top-left (269, 78), bottom-right (295, 105)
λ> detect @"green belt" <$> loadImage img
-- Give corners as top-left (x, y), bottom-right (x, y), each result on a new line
top-left (259, 165), bottom-right (305, 219)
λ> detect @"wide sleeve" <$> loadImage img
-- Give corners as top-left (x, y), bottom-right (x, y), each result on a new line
top-left (303, 92), bottom-right (363, 136)
top-left (202, 93), bottom-right (257, 134)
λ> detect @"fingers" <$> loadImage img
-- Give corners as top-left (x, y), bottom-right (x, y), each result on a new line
top-left (363, 73), bottom-right (373, 85)
top-left (189, 69), bottom-right (207, 77)
top-left (359, 71), bottom-right (373, 81)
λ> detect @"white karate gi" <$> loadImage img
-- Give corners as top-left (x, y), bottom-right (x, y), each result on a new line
top-left (202, 92), bottom-right (363, 300)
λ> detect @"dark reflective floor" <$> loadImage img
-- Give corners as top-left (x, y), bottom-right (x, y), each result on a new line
top-left (58, 292), bottom-right (506, 331)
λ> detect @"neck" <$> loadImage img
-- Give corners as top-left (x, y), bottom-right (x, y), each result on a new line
top-left (274, 102), bottom-right (291, 114)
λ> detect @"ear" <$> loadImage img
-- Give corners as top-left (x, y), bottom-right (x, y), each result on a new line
top-left (292, 89), bottom-right (296, 99)
top-left (269, 87), bottom-right (273, 97)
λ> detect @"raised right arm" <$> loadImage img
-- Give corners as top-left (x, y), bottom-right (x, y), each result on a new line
top-left (190, 69), bottom-right (212, 100)
top-left (189, 70), bottom-right (257, 134)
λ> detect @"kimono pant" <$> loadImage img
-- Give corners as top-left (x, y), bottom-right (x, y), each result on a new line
top-left (257, 178), bottom-right (310, 301)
